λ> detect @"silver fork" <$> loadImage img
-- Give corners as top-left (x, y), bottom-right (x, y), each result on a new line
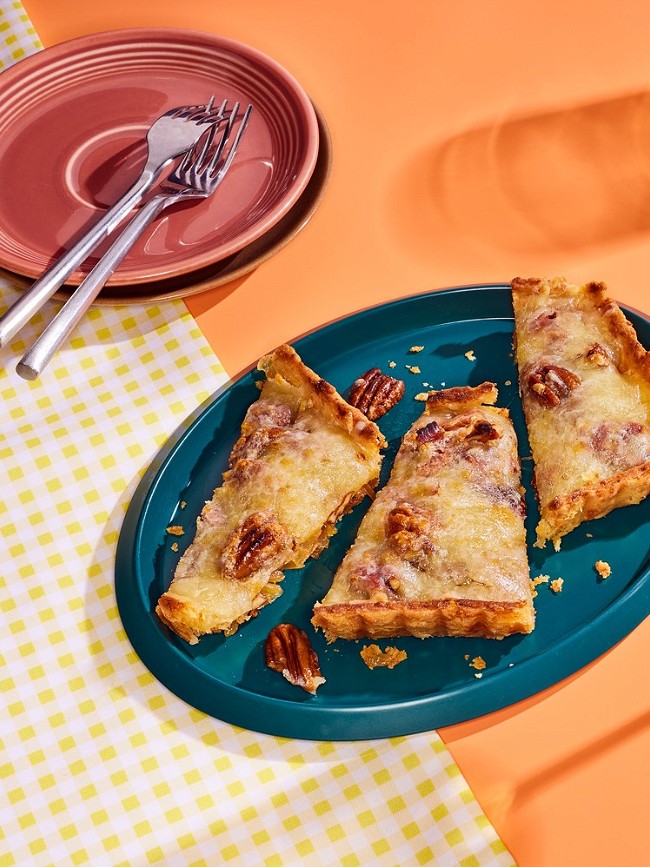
top-left (0, 98), bottom-right (227, 348)
top-left (17, 103), bottom-right (253, 381)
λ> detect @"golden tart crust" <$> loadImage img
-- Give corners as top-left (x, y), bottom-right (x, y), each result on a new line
top-left (156, 344), bottom-right (386, 644)
top-left (312, 383), bottom-right (535, 641)
top-left (511, 277), bottom-right (650, 549)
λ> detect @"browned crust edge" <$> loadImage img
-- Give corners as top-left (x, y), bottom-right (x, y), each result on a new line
top-left (425, 382), bottom-right (498, 413)
top-left (311, 598), bottom-right (535, 641)
top-left (258, 344), bottom-right (387, 451)
top-left (585, 280), bottom-right (650, 383)
top-left (537, 459), bottom-right (650, 548)
top-left (511, 276), bottom-right (650, 384)
top-left (156, 596), bottom-right (209, 646)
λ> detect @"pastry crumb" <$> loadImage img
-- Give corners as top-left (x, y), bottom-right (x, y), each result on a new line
top-left (360, 644), bottom-right (407, 670)
top-left (409, 345), bottom-right (424, 353)
top-left (166, 525), bottom-right (185, 536)
top-left (530, 574), bottom-right (549, 598)
top-left (464, 350), bottom-right (476, 361)
top-left (550, 577), bottom-right (564, 593)
top-left (469, 656), bottom-right (486, 671)
top-left (388, 360), bottom-right (397, 368)
top-left (414, 392), bottom-right (429, 402)
top-left (474, 673), bottom-right (483, 679)
top-left (595, 560), bottom-right (611, 579)
top-left (180, 501), bottom-right (186, 509)
top-left (171, 542), bottom-right (179, 552)
top-left (531, 574), bottom-right (550, 587)
top-left (585, 532), bottom-right (593, 538)
top-left (504, 380), bottom-right (512, 386)
top-left (406, 365), bottom-right (421, 374)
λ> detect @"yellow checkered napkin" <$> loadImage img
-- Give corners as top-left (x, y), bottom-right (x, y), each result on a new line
top-left (0, 300), bottom-right (516, 867)
top-left (0, 0), bottom-right (40, 69)
top-left (0, 5), bottom-right (514, 865)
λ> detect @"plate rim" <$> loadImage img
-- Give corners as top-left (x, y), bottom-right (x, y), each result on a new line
top-left (0, 26), bottom-right (320, 285)
top-left (115, 283), bottom-right (650, 740)
top-left (0, 100), bottom-right (333, 305)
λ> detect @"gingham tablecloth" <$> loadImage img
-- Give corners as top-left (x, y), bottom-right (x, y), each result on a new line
top-left (0, 6), bottom-right (515, 865)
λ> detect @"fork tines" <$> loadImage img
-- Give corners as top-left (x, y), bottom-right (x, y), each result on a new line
top-left (174, 101), bottom-right (253, 185)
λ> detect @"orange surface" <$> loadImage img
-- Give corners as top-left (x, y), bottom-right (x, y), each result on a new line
top-left (23, 1), bottom-right (650, 864)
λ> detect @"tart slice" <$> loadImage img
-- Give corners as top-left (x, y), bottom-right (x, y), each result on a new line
top-left (156, 344), bottom-right (386, 644)
top-left (311, 383), bottom-right (535, 641)
top-left (511, 276), bottom-right (650, 549)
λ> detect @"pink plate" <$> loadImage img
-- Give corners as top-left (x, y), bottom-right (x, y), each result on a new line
top-left (0, 28), bottom-right (319, 285)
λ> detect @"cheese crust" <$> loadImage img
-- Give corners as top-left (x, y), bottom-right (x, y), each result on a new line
top-left (312, 383), bottom-right (535, 641)
top-left (511, 277), bottom-right (650, 549)
top-left (156, 344), bottom-right (386, 644)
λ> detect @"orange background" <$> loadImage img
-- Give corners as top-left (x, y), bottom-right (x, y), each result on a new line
top-left (23, 1), bottom-right (650, 864)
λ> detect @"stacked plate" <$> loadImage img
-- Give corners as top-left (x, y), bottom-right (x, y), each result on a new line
top-left (0, 29), bottom-right (331, 304)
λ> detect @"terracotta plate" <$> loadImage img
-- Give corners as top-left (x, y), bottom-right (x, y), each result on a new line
top-left (0, 104), bottom-right (332, 305)
top-left (0, 28), bottom-right (319, 285)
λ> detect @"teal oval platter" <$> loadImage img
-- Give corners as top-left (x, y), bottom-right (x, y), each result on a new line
top-left (115, 284), bottom-right (650, 740)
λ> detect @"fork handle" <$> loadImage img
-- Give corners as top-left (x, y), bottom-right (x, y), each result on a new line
top-left (16, 194), bottom-right (173, 381)
top-left (0, 167), bottom-right (160, 348)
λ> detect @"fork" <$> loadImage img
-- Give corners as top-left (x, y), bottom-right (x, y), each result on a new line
top-left (0, 98), bottom-right (227, 348)
top-left (16, 102), bottom-right (253, 381)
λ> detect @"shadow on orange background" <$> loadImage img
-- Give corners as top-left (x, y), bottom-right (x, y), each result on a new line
top-left (395, 90), bottom-right (650, 265)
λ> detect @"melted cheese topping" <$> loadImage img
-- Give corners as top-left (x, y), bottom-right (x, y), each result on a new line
top-left (514, 290), bottom-right (650, 509)
top-left (161, 375), bottom-right (382, 635)
top-left (318, 403), bottom-right (531, 607)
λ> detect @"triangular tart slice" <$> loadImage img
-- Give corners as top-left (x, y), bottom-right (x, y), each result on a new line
top-left (511, 276), bottom-right (650, 549)
top-left (312, 383), bottom-right (535, 641)
top-left (157, 344), bottom-right (386, 643)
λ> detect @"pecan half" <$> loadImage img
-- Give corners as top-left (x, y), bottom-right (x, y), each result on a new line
top-left (415, 420), bottom-right (444, 444)
top-left (464, 419), bottom-right (500, 442)
top-left (584, 342), bottom-right (611, 367)
top-left (222, 512), bottom-right (289, 580)
top-left (348, 368), bottom-right (405, 420)
top-left (526, 364), bottom-right (581, 407)
top-left (265, 623), bottom-right (325, 694)
top-left (386, 502), bottom-right (435, 567)
top-left (386, 501), bottom-right (429, 537)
